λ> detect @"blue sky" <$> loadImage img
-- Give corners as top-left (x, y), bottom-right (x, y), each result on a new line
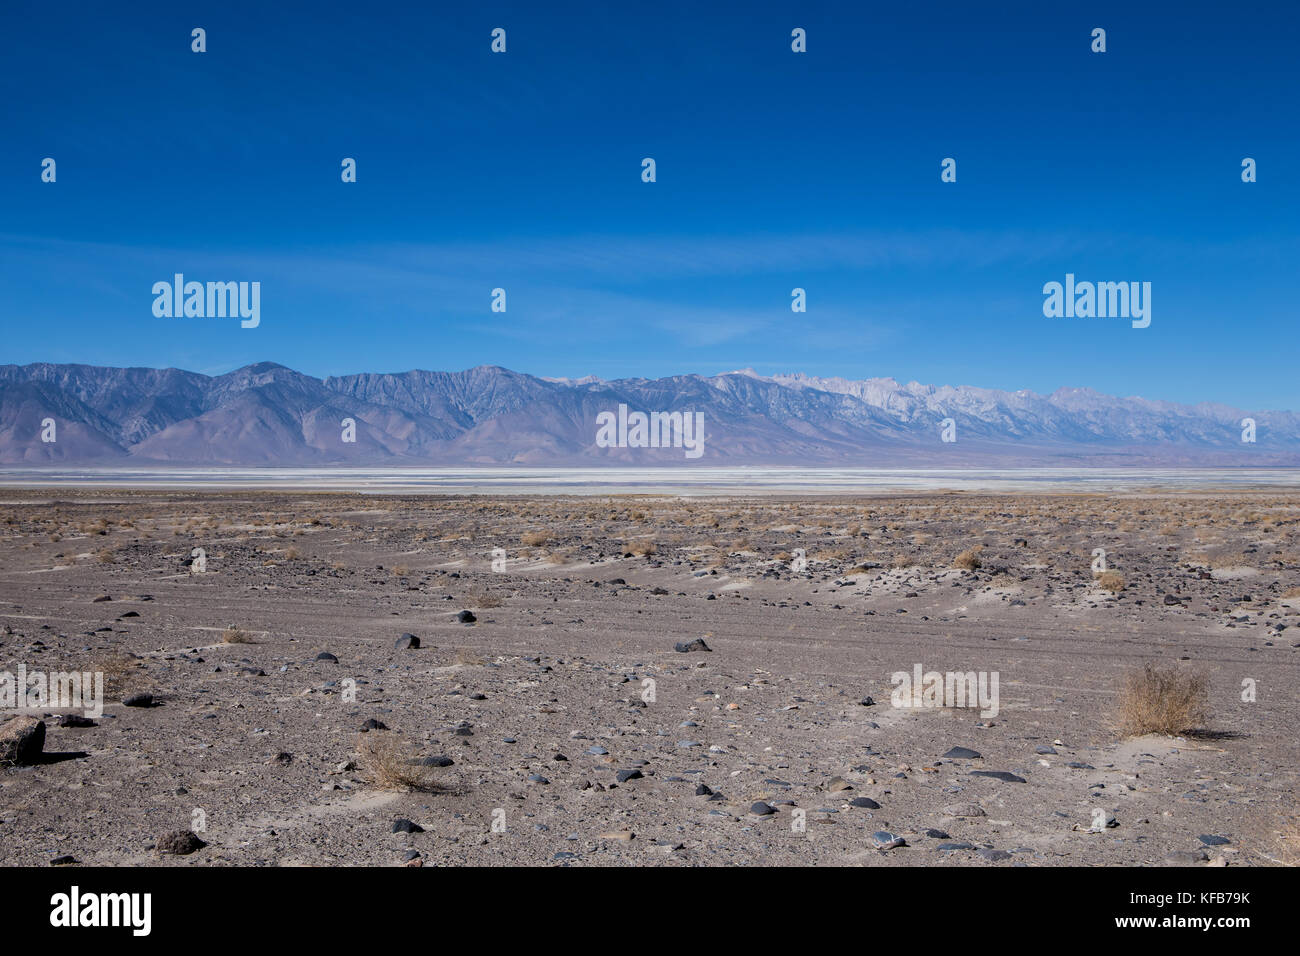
top-left (2, 1), bottom-right (1297, 410)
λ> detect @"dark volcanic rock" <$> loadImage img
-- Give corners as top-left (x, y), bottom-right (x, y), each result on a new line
top-left (156, 829), bottom-right (206, 855)
top-left (0, 716), bottom-right (45, 765)
top-left (674, 638), bottom-right (711, 653)
top-left (970, 770), bottom-right (1026, 783)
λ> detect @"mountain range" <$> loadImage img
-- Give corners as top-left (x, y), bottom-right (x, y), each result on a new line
top-left (1, 362), bottom-right (1295, 466)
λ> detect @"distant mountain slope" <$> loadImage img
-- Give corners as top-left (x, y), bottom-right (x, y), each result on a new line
top-left (0, 362), bottom-right (1295, 465)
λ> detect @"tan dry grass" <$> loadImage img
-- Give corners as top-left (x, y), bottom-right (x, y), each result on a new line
top-left (1117, 662), bottom-right (1209, 737)
top-left (356, 733), bottom-right (443, 792)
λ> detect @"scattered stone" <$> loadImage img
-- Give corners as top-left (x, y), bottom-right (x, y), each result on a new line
top-left (391, 818), bottom-right (424, 834)
top-left (315, 652), bottom-right (338, 663)
top-left (122, 693), bottom-right (153, 708)
top-left (750, 801), bottom-right (776, 816)
top-left (58, 714), bottom-right (95, 728)
top-left (394, 633), bottom-right (420, 650)
top-left (848, 797), bottom-right (881, 809)
top-left (0, 717), bottom-right (45, 765)
top-left (970, 770), bottom-right (1026, 783)
top-left (457, 611), bottom-right (477, 624)
top-left (1198, 834), bottom-right (1231, 846)
top-left (872, 831), bottom-right (906, 849)
top-left (674, 638), bottom-right (711, 653)
top-left (616, 769), bottom-right (644, 783)
top-left (943, 747), bottom-right (982, 759)
top-left (156, 829), bottom-right (206, 855)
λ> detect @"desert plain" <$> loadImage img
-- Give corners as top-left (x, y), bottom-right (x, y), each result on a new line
top-left (0, 488), bottom-right (1297, 867)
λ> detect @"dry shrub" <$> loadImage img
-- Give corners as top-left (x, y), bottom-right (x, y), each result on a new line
top-left (453, 648), bottom-right (486, 667)
top-left (392, 564), bottom-right (410, 577)
top-left (222, 626), bottom-right (253, 644)
top-left (1096, 571), bottom-right (1126, 592)
top-left (627, 538), bottom-right (657, 556)
top-left (85, 650), bottom-right (148, 696)
top-left (356, 733), bottom-right (442, 792)
top-left (284, 545), bottom-right (302, 560)
top-left (521, 531), bottom-right (550, 547)
top-left (953, 547), bottom-right (983, 571)
top-left (467, 590), bottom-right (504, 609)
top-left (890, 554), bottom-right (913, 569)
top-left (1117, 662), bottom-right (1209, 737)
top-left (1281, 586), bottom-right (1300, 599)
top-left (96, 548), bottom-right (115, 564)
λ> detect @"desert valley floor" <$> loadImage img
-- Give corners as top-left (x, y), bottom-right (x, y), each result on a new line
top-left (1, 489), bottom-right (1297, 867)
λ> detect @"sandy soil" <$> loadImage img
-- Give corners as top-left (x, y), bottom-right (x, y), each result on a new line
top-left (1, 489), bottom-right (1297, 867)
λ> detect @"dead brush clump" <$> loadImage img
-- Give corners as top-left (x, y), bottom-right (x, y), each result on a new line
top-left (356, 733), bottom-right (443, 792)
top-left (626, 538), bottom-right (657, 556)
top-left (1117, 662), bottom-right (1209, 737)
top-left (222, 626), bottom-right (254, 644)
top-left (521, 531), bottom-right (550, 547)
top-left (95, 548), bottom-right (115, 564)
top-left (1095, 570), bottom-right (1126, 592)
top-left (466, 590), bottom-right (504, 608)
top-left (1282, 586), bottom-right (1300, 599)
top-left (85, 650), bottom-right (150, 697)
top-left (452, 647), bottom-right (486, 667)
top-left (953, 547), bottom-right (983, 571)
